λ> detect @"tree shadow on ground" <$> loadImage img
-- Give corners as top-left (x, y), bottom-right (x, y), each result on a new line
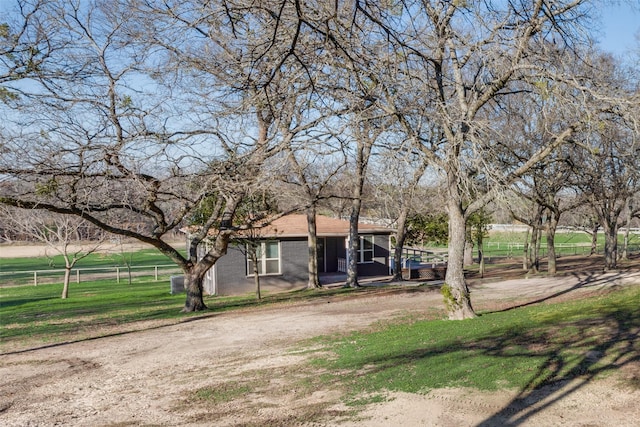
top-left (467, 253), bottom-right (640, 284)
top-left (484, 271), bottom-right (630, 314)
top-left (326, 284), bottom-right (639, 426)
top-left (475, 307), bottom-right (639, 426)
top-left (471, 273), bottom-right (640, 426)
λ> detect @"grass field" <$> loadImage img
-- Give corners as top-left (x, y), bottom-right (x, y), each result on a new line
top-left (2, 260), bottom-right (639, 398)
top-left (2, 245), bottom-right (639, 423)
top-left (480, 230), bottom-right (640, 258)
top-left (0, 248), bottom-right (176, 271)
top-left (0, 248), bottom-right (184, 286)
top-left (310, 285), bottom-right (640, 402)
top-left (0, 276), bottom-right (359, 350)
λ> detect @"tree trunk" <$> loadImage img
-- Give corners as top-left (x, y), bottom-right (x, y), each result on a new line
top-left (477, 234), bottom-right (485, 278)
top-left (602, 221), bottom-right (618, 270)
top-left (393, 207), bottom-right (409, 281)
top-left (621, 198), bottom-right (632, 260)
top-left (622, 227), bottom-right (630, 260)
top-left (346, 199), bottom-right (361, 288)
top-left (522, 227), bottom-right (530, 271)
top-left (306, 207), bottom-right (321, 289)
top-left (183, 269), bottom-right (207, 312)
top-left (546, 209), bottom-right (559, 276)
top-left (463, 241), bottom-right (474, 266)
top-left (529, 205), bottom-right (544, 273)
top-left (251, 248), bottom-right (261, 300)
top-left (589, 223), bottom-right (599, 256)
top-left (444, 198), bottom-right (476, 320)
top-left (529, 226), bottom-right (539, 273)
top-left (62, 268), bottom-right (71, 299)
top-left (61, 256), bottom-right (75, 299)
top-left (534, 226), bottom-right (542, 270)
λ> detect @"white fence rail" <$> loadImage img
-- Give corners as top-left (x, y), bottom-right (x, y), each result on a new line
top-left (0, 264), bottom-right (182, 287)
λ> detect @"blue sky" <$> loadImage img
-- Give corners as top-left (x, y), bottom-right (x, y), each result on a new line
top-left (598, 3), bottom-right (639, 55)
top-left (0, 1), bottom-right (636, 56)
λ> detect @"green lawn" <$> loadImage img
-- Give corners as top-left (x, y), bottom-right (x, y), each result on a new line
top-left (0, 278), bottom-right (187, 346)
top-left (310, 285), bottom-right (640, 403)
top-left (2, 268), bottom-right (638, 403)
top-left (0, 277), bottom-right (362, 350)
top-left (0, 248), bottom-right (184, 286)
top-left (409, 230), bottom-right (640, 259)
top-left (0, 248), bottom-right (178, 271)
top-left (481, 231), bottom-right (640, 258)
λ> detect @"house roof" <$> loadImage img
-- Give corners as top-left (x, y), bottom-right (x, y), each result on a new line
top-left (245, 214), bottom-right (393, 238)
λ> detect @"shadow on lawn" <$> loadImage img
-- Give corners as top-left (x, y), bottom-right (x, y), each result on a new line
top-left (475, 309), bottom-right (639, 426)
top-left (485, 271), bottom-right (630, 314)
top-left (474, 273), bottom-right (640, 426)
top-left (329, 280), bottom-right (639, 426)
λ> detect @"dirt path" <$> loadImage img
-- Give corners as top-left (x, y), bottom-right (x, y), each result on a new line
top-left (0, 240), bottom-right (183, 258)
top-left (1, 272), bottom-right (639, 426)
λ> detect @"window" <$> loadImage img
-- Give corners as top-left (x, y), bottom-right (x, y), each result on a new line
top-left (247, 241), bottom-right (281, 276)
top-left (358, 235), bottom-right (374, 263)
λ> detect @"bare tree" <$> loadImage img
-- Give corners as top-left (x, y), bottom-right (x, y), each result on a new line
top-left (367, 148), bottom-right (432, 281)
top-left (0, 0), bottom-right (323, 311)
top-left (571, 119), bottom-right (640, 270)
top-left (0, 207), bottom-right (105, 298)
top-left (0, 0), bottom-right (53, 95)
top-left (274, 142), bottom-right (347, 289)
top-left (564, 52), bottom-right (640, 270)
top-left (355, 1), bottom-right (596, 319)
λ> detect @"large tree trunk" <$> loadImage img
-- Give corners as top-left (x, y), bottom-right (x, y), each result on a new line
top-left (183, 269), bottom-right (207, 312)
top-left (181, 224), bottom-right (235, 312)
top-left (306, 207), bottom-right (320, 289)
top-left (602, 221), bottom-right (618, 270)
top-left (346, 198), bottom-right (362, 288)
top-left (392, 207), bottom-right (409, 281)
top-left (444, 198), bottom-right (476, 320)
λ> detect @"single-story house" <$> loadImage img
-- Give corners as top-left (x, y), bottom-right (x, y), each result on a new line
top-left (199, 214), bottom-right (394, 296)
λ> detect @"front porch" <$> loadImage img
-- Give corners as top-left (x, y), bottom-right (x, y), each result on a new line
top-left (319, 272), bottom-right (394, 287)
top-left (391, 246), bottom-right (448, 280)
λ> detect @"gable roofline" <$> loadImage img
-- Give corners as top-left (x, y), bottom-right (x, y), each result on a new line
top-left (243, 214), bottom-right (393, 238)
top-left (182, 214), bottom-right (393, 239)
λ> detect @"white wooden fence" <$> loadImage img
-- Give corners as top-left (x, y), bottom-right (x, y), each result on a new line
top-left (0, 264), bottom-right (182, 286)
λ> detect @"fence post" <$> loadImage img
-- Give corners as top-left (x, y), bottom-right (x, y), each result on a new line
top-left (76, 269), bottom-right (80, 283)
top-left (116, 267), bottom-right (120, 283)
top-left (34, 271), bottom-right (37, 286)
top-left (154, 266), bottom-right (158, 281)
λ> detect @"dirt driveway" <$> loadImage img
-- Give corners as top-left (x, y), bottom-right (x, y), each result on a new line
top-left (1, 271), bottom-right (639, 426)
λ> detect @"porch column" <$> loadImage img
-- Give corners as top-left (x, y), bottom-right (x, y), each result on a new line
top-left (345, 236), bottom-right (350, 269)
